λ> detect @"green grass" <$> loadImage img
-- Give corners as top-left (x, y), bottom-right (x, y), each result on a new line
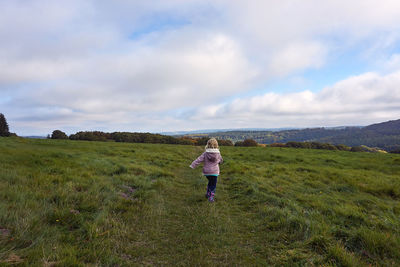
top-left (1, 137), bottom-right (400, 266)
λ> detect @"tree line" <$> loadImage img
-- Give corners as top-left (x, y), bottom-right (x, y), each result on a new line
top-left (268, 141), bottom-right (389, 153)
top-left (50, 130), bottom-right (394, 153)
top-left (50, 130), bottom-right (235, 146)
top-left (51, 131), bottom-right (260, 147)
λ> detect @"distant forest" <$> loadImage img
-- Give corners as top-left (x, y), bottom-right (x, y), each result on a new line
top-left (186, 119), bottom-right (400, 152)
top-left (50, 130), bottom-right (234, 147)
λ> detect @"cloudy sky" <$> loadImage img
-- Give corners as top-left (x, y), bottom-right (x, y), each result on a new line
top-left (1, 0), bottom-right (400, 135)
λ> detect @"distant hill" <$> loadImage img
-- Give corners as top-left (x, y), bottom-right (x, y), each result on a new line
top-left (319, 119), bottom-right (400, 151)
top-left (161, 127), bottom-right (298, 136)
top-left (363, 119), bottom-right (400, 133)
top-left (187, 119), bottom-right (400, 151)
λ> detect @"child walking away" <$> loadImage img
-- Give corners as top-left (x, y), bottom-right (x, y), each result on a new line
top-left (190, 138), bottom-right (223, 202)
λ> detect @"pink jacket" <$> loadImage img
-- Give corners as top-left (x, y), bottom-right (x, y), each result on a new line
top-left (190, 148), bottom-right (223, 175)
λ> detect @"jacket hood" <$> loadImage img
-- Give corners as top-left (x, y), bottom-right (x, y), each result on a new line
top-left (205, 148), bottom-right (220, 153)
top-left (205, 148), bottom-right (220, 162)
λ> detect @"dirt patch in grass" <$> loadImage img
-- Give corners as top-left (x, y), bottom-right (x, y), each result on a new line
top-left (1, 253), bottom-right (24, 264)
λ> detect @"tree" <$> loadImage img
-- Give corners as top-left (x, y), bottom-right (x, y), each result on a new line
top-left (234, 141), bottom-right (244, 146)
top-left (242, 139), bottom-right (258, 147)
top-left (0, 113), bottom-right (10, 137)
top-left (234, 139), bottom-right (258, 147)
top-left (217, 139), bottom-right (234, 146)
top-left (51, 130), bottom-right (68, 139)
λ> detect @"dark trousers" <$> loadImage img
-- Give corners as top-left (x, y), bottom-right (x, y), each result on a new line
top-left (206, 175), bottom-right (218, 193)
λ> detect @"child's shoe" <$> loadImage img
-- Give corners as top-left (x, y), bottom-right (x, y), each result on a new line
top-left (205, 188), bottom-right (211, 199)
top-left (208, 192), bottom-right (215, 202)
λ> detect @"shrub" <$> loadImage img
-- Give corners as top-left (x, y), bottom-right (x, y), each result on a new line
top-left (177, 137), bottom-right (196, 145)
top-left (218, 139), bottom-right (234, 146)
top-left (194, 137), bottom-right (209, 146)
top-left (350, 146), bottom-right (366, 152)
top-left (310, 142), bottom-right (323, 149)
top-left (350, 145), bottom-right (384, 153)
top-left (70, 131), bottom-right (111, 141)
top-left (235, 141), bottom-right (244, 147)
top-left (269, 143), bottom-right (286, 147)
top-left (335, 144), bottom-right (351, 151)
top-left (321, 143), bottom-right (338, 150)
top-left (51, 130), bottom-right (68, 139)
top-left (286, 142), bottom-right (311, 149)
top-left (242, 139), bottom-right (258, 147)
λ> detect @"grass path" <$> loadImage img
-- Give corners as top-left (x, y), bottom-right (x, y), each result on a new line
top-left (125, 146), bottom-right (265, 266)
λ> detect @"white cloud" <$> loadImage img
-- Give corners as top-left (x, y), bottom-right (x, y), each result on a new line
top-left (268, 41), bottom-right (327, 77)
top-left (2, 0), bottom-right (400, 134)
top-left (221, 0), bottom-right (400, 76)
top-left (3, 32), bottom-right (256, 111)
top-left (191, 70), bottom-right (400, 128)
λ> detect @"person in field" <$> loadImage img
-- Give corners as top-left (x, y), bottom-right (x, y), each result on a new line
top-left (190, 138), bottom-right (223, 202)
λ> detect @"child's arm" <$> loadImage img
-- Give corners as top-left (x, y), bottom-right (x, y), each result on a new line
top-left (190, 153), bottom-right (205, 169)
top-left (219, 154), bottom-right (223, 164)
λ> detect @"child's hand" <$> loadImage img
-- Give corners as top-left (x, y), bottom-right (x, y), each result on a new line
top-left (189, 165), bottom-right (194, 169)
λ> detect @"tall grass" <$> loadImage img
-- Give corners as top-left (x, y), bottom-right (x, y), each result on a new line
top-left (0, 137), bottom-right (399, 266)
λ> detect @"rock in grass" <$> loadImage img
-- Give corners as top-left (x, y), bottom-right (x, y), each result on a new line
top-left (1, 253), bottom-right (23, 264)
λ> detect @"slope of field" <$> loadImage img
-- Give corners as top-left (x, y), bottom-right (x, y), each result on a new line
top-left (1, 137), bottom-right (400, 266)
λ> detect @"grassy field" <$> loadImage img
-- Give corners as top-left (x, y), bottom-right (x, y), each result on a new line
top-left (1, 137), bottom-right (400, 266)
